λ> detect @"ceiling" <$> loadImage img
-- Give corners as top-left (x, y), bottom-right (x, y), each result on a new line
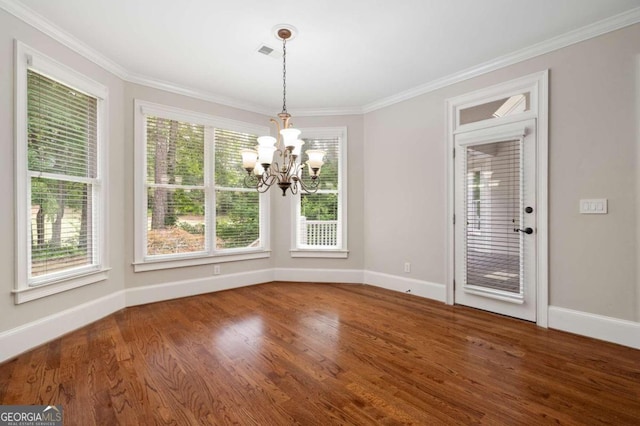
top-left (5, 0), bottom-right (640, 114)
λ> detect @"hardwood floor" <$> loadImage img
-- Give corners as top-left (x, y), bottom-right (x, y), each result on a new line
top-left (1, 282), bottom-right (639, 425)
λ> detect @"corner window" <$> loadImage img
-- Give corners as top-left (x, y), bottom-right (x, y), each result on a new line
top-left (15, 41), bottom-right (109, 303)
top-left (134, 101), bottom-right (269, 271)
top-left (291, 127), bottom-right (348, 258)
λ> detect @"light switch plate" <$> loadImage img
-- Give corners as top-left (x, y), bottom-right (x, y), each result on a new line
top-left (580, 198), bottom-right (607, 214)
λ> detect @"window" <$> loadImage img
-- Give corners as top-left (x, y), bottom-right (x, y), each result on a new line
top-left (214, 129), bottom-right (262, 250)
top-left (134, 101), bottom-right (269, 271)
top-left (459, 93), bottom-right (530, 125)
top-left (291, 127), bottom-right (348, 258)
top-left (144, 116), bottom-right (207, 257)
top-left (15, 42), bottom-right (109, 303)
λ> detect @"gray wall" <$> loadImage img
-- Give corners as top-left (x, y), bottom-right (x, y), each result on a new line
top-left (121, 85), bottom-right (365, 287)
top-left (1, 4), bottom-right (638, 340)
top-left (363, 23), bottom-right (640, 322)
top-left (0, 7), bottom-right (364, 337)
top-left (0, 10), bottom-right (126, 333)
top-left (122, 83), bottom-right (275, 288)
top-left (270, 114), bottom-right (365, 272)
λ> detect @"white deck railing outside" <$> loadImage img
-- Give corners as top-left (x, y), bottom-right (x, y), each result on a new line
top-left (299, 217), bottom-right (338, 246)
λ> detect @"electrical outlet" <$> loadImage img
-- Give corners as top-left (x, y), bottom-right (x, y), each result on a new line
top-left (404, 262), bottom-right (411, 273)
top-left (213, 265), bottom-right (221, 275)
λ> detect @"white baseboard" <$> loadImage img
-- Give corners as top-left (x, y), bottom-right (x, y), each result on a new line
top-left (125, 268), bottom-right (274, 307)
top-left (5, 270), bottom-right (638, 364)
top-left (548, 306), bottom-right (640, 349)
top-left (0, 290), bottom-right (126, 363)
top-left (0, 270), bottom-right (274, 363)
top-left (364, 270), bottom-right (447, 302)
top-left (273, 268), bottom-right (364, 284)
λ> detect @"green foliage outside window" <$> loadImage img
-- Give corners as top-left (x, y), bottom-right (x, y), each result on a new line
top-left (145, 121), bottom-right (261, 254)
top-left (27, 70), bottom-right (97, 274)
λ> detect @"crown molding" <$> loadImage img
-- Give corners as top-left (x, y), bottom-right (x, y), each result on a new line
top-left (125, 72), bottom-right (275, 116)
top-left (362, 6), bottom-right (640, 113)
top-left (2, 0), bottom-right (639, 116)
top-left (0, 0), bottom-right (275, 116)
top-left (0, 0), bottom-right (129, 78)
top-left (126, 73), bottom-right (363, 117)
top-left (289, 106), bottom-right (364, 117)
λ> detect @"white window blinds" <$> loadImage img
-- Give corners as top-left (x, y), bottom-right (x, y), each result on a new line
top-left (141, 112), bottom-right (263, 260)
top-left (145, 116), bottom-right (207, 256)
top-left (464, 139), bottom-right (522, 294)
top-left (297, 136), bottom-right (341, 248)
top-left (214, 129), bottom-right (261, 250)
top-left (27, 70), bottom-right (100, 280)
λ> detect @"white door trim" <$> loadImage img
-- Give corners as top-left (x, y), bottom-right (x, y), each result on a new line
top-left (454, 120), bottom-right (537, 321)
top-left (445, 70), bottom-right (549, 327)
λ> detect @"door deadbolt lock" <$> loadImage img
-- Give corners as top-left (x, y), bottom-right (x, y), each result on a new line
top-left (525, 206), bottom-right (533, 214)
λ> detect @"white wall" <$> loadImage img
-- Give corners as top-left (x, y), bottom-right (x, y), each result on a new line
top-left (363, 23), bottom-right (640, 322)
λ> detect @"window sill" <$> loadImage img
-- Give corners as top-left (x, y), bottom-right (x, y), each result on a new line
top-left (13, 268), bottom-right (110, 304)
top-left (290, 249), bottom-right (349, 259)
top-left (133, 250), bottom-right (271, 272)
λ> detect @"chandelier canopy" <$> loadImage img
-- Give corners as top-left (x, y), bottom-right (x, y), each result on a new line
top-left (240, 26), bottom-right (325, 196)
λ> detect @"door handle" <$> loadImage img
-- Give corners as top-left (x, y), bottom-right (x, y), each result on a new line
top-left (514, 227), bottom-right (533, 234)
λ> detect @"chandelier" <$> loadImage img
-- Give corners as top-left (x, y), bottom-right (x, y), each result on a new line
top-left (240, 26), bottom-right (325, 196)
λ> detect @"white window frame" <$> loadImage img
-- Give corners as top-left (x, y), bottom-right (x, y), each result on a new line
top-left (290, 127), bottom-right (348, 258)
top-left (133, 100), bottom-right (270, 272)
top-left (14, 41), bottom-right (110, 304)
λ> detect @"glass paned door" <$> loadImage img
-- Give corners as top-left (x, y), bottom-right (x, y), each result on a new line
top-left (465, 139), bottom-right (522, 295)
top-left (454, 120), bottom-right (536, 321)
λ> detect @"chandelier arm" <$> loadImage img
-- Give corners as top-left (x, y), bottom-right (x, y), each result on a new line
top-left (281, 152), bottom-right (295, 180)
top-left (270, 117), bottom-right (281, 141)
top-left (261, 172), bottom-right (277, 186)
top-left (269, 148), bottom-right (285, 173)
top-left (297, 176), bottom-right (320, 194)
top-left (256, 183), bottom-right (272, 193)
top-left (269, 161), bottom-right (281, 178)
top-left (244, 174), bottom-right (260, 187)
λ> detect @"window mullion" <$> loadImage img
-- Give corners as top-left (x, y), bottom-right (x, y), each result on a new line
top-left (205, 126), bottom-right (215, 255)
top-left (214, 186), bottom-right (255, 193)
top-left (147, 183), bottom-right (206, 190)
top-left (27, 170), bottom-right (98, 185)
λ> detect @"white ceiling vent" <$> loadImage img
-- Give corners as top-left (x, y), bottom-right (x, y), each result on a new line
top-left (257, 44), bottom-right (282, 59)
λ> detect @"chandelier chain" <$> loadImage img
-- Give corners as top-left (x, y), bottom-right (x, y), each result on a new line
top-left (282, 37), bottom-right (287, 114)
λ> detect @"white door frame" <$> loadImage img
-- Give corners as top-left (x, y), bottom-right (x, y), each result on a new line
top-left (445, 70), bottom-right (549, 327)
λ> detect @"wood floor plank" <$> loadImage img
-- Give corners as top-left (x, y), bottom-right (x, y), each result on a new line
top-left (11, 345), bottom-right (48, 405)
top-left (0, 359), bottom-right (15, 402)
top-left (1, 282), bottom-right (639, 425)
